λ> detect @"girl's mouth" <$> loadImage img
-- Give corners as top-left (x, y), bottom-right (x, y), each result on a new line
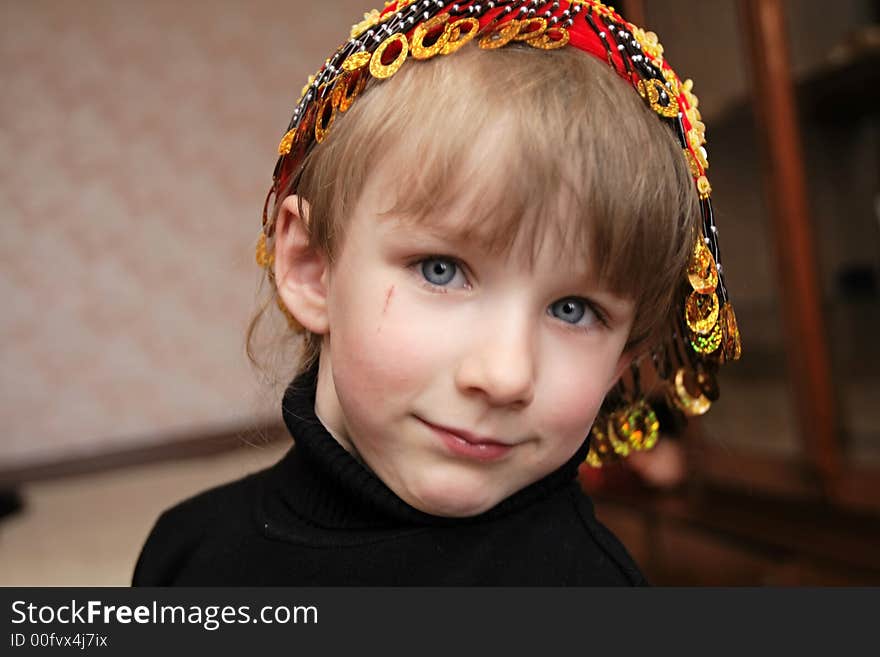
top-left (417, 417), bottom-right (514, 462)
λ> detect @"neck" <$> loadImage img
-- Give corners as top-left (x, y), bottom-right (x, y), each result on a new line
top-left (314, 351), bottom-right (365, 463)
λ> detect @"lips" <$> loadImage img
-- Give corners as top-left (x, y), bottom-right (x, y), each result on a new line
top-left (417, 417), bottom-right (514, 461)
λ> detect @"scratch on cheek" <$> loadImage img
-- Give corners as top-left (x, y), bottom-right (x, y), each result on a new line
top-left (378, 285), bottom-right (394, 333)
top-left (383, 285), bottom-right (395, 315)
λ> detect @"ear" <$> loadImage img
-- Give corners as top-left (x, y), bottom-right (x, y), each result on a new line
top-left (273, 195), bottom-right (330, 334)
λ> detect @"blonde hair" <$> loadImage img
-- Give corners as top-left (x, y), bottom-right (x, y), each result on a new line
top-left (246, 43), bottom-right (699, 386)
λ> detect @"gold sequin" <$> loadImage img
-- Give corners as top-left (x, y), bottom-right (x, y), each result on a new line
top-left (697, 175), bottom-right (712, 199)
top-left (411, 13), bottom-right (452, 60)
top-left (687, 238), bottom-right (718, 294)
top-left (610, 400), bottom-right (659, 452)
top-left (330, 80), bottom-right (345, 109)
top-left (295, 102), bottom-right (317, 146)
top-left (526, 26), bottom-right (570, 50)
top-left (688, 124), bottom-right (706, 149)
top-left (441, 18), bottom-right (480, 55)
top-left (688, 126), bottom-right (709, 169)
top-left (313, 87), bottom-right (336, 143)
top-left (350, 9), bottom-right (381, 39)
top-left (692, 119), bottom-right (707, 144)
top-left (370, 33), bottom-right (409, 79)
top-left (299, 74), bottom-right (316, 101)
top-left (684, 148), bottom-right (701, 178)
top-left (697, 367), bottom-right (720, 401)
top-left (255, 233), bottom-right (274, 268)
top-left (671, 367), bottom-right (711, 416)
top-left (631, 26), bottom-right (664, 66)
top-left (342, 51), bottom-right (372, 72)
top-left (605, 417), bottom-right (631, 457)
top-left (685, 290), bottom-right (720, 334)
top-left (478, 20), bottom-right (522, 50)
top-left (512, 17), bottom-right (547, 41)
top-left (278, 129), bottom-right (296, 156)
top-left (720, 303), bottom-right (743, 362)
top-left (682, 78), bottom-right (699, 110)
top-left (662, 67), bottom-right (680, 96)
top-left (585, 449), bottom-right (603, 468)
top-left (337, 69), bottom-right (367, 113)
top-left (689, 320), bottom-right (722, 354)
top-left (642, 78), bottom-right (680, 118)
top-left (591, 2), bottom-right (620, 21)
top-left (586, 419), bottom-right (615, 467)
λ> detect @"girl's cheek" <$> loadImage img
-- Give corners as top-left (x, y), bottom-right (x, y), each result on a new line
top-left (538, 357), bottom-right (610, 438)
top-left (341, 287), bottom-right (450, 390)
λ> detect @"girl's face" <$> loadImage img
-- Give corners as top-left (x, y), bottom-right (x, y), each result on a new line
top-left (313, 172), bottom-right (636, 518)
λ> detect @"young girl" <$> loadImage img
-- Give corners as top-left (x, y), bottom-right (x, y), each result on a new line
top-left (133, 0), bottom-right (741, 585)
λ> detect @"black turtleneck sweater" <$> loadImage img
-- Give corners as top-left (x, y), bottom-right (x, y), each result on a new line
top-left (132, 366), bottom-right (646, 586)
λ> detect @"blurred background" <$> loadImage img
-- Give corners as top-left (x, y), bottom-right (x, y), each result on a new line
top-left (1, 0), bottom-right (878, 585)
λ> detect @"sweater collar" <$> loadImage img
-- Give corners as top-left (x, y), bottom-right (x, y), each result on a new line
top-left (274, 363), bottom-right (591, 529)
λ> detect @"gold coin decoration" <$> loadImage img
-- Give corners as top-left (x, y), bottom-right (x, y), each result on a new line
top-left (631, 26), bottom-right (664, 65)
top-left (330, 80), bottom-right (345, 109)
top-left (688, 130), bottom-right (709, 169)
top-left (691, 118), bottom-right (707, 145)
top-left (662, 67), bottom-right (680, 96)
top-left (611, 400), bottom-right (659, 452)
top-left (350, 9), bottom-right (381, 39)
top-left (295, 101), bottom-right (317, 146)
top-left (255, 233), bottom-right (274, 268)
top-left (606, 418), bottom-right (631, 457)
top-left (685, 290), bottom-right (719, 334)
top-left (586, 420), bottom-right (615, 467)
top-left (337, 70), bottom-right (367, 113)
top-left (411, 13), bottom-right (452, 59)
top-left (313, 87), bottom-right (337, 143)
top-left (720, 303), bottom-right (743, 362)
top-left (642, 78), bottom-right (680, 118)
top-left (684, 148), bottom-right (701, 178)
top-left (697, 175), bottom-right (711, 199)
top-left (512, 17), bottom-right (547, 41)
top-left (478, 20), bottom-right (522, 50)
top-left (689, 320), bottom-right (722, 354)
top-left (697, 367), bottom-right (720, 401)
top-left (441, 18), bottom-right (480, 55)
top-left (671, 368), bottom-right (711, 416)
top-left (299, 74), bottom-right (316, 101)
top-left (681, 78), bottom-right (700, 112)
top-left (278, 129), bottom-right (296, 156)
top-left (687, 239), bottom-right (718, 294)
top-left (526, 26), bottom-right (570, 50)
top-left (370, 33), bottom-right (409, 79)
top-left (342, 51), bottom-right (372, 72)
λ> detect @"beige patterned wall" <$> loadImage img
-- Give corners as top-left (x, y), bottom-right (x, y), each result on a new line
top-left (0, 0), bottom-right (371, 470)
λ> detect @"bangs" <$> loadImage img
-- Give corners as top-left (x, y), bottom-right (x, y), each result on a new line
top-left (296, 43), bottom-right (698, 346)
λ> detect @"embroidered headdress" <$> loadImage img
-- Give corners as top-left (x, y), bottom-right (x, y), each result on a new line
top-left (255, 0), bottom-right (743, 466)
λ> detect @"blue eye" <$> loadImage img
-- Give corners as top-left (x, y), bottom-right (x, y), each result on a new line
top-left (421, 258), bottom-right (457, 286)
top-left (550, 297), bottom-right (594, 326)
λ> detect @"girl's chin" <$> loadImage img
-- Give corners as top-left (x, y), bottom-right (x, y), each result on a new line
top-left (402, 481), bottom-right (505, 518)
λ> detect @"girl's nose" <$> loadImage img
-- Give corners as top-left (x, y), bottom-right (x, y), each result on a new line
top-left (454, 312), bottom-right (536, 408)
